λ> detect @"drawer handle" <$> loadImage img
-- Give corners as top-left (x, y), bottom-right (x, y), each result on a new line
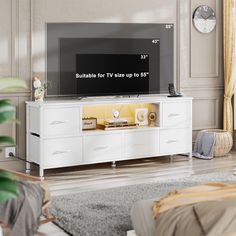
top-left (93, 146), bottom-right (108, 151)
top-left (52, 150), bottom-right (71, 155)
top-left (134, 143), bottom-right (145, 146)
top-left (50, 120), bottom-right (68, 125)
top-left (168, 113), bottom-right (180, 118)
top-left (166, 139), bottom-right (178, 144)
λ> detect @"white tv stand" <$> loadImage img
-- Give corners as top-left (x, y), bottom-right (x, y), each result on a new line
top-left (26, 96), bottom-right (192, 177)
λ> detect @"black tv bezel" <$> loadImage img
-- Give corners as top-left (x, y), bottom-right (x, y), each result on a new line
top-left (46, 22), bottom-right (175, 98)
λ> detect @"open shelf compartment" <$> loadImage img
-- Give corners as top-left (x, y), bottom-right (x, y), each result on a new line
top-left (81, 102), bottom-right (160, 133)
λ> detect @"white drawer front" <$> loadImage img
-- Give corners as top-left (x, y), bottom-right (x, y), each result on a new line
top-left (162, 102), bottom-right (190, 128)
top-left (43, 107), bottom-right (80, 137)
top-left (160, 129), bottom-right (191, 154)
top-left (83, 134), bottom-right (122, 163)
top-left (29, 106), bottom-right (40, 134)
top-left (43, 137), bottom-right (82, 168)
top-left (28, 135), bottom-right (40, 164)
top-left (124, 131), bottom-right (158, 158)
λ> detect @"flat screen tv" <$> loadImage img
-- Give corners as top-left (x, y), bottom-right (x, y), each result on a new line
top-left (46, 23), bottom-right (174, 97)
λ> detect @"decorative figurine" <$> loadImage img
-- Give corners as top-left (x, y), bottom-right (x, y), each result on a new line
top-left (33, 77), bottom-right (47, 102)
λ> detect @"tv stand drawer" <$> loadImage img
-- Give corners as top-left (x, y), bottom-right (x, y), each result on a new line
top-left (43, 107), bottom-right (80, 137)
top-left (43, 137), bottom-right (83, 168)
top-left (162, 101), bottom-right (191, 128)
top-left (124, 130), bottom-right (158, 158)
top-left (159, 129), bottom-right (191, 154)
top-left (83, 133), bottom-right (122, 163)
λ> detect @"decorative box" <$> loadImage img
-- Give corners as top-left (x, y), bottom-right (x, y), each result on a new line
top-left (82, 117), bottom-right (97, 130)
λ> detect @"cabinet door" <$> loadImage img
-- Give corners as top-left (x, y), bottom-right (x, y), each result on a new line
top-left (160, 128), bottom-right (191, 154)
top-left (83, 133), bottom-right (122, 163)
top-left (124, 130), bottom-right (158, 158)
top-left (43, 137), bottom-right (83, 168)
top-left (43, 107), bottom-right (80, 138)
top-left (162, 101), bottom-right (191, 128)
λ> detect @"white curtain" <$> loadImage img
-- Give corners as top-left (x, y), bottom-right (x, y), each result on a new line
top-left (223, 0), bottom-right (236, 134)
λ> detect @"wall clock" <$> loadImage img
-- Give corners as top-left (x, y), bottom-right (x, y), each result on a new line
top-left (193, 5), bottom-right (216, 34)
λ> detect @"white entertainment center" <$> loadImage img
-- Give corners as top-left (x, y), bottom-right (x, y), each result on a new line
top-left (26, 95), bottom-right (192, 177)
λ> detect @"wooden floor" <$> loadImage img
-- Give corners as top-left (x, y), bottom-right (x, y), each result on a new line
top-left (36, 152), bottom-right (236, 235)
top-left (41, 152), bottom-right (236, 196)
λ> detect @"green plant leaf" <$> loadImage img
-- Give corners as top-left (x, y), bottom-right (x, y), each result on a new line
top-left (0, 100), bottom-right (15, 124)
top-left (0, 190), bottom-right (18, 202)
top-left (0, 77), bottom-right (27, 92)
top-left (0, 99), bottom-right (11, 106)
top-left (0, 171), bottom-right (19, 202)
top-left (0, 77), bottom-right (27, 202)
top-left (0, 136), bottom-right (14, 145)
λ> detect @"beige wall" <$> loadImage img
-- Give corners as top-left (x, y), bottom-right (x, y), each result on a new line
top-left (0, 0), bottom-right (223, 170)
top-left (0, 0), bottom-right (31, 170)
top-left (179, 0), bottom-right (223, 141)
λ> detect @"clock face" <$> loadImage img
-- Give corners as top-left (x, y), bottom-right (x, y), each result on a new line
top-left (193, 5), bottom-right (216, 33)
top-left (137, 111), bottom-right (146, 122)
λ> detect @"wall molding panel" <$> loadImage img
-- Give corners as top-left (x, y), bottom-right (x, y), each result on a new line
top-left (190, 0), bottom-right (220, 78)
top-left (192, 97), bottom-right (219, 130)
top-left (179, 0), bottom-right (223, 132)
top-left (179, 0), bottom-right (223, 89)
top-left (0, 0), bottom-right (31, 164)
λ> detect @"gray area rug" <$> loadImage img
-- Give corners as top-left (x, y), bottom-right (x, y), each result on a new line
top-left (50, 172), bottom-right (236, 236)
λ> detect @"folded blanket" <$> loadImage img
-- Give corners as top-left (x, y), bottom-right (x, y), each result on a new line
top-left (153, 182), bottom-right (236, 216)
top-left (153, 183), bottom-right (236, 236)
top-left (193, 131), bottom-right (215, 160)
top-left (154, 199), bottom-right (236, 236)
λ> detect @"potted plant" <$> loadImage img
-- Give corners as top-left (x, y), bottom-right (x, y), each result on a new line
top-left (0, 77), bottom-right (27, 202)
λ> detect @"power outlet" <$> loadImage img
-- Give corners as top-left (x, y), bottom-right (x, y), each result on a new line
top-left (5, 147), bottom-right (16, 158)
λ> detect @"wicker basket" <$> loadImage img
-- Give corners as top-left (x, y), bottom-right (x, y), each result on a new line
top-left (201, 129), bottom-right (233, 157)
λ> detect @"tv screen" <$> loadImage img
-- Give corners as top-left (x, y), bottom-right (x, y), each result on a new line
top-left (59, 38), bottom-right (160, 96)
top-left (46, 23), bottom-right (174, 97)
top-left (74, 53), bottom-right (151, 96)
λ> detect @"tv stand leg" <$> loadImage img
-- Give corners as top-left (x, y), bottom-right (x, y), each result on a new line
top-left (26, 162), bottom-right (31, 174)
top-left (169, 155), bottom-right (174, 162)
top-left (111, 161), bottom-right (116, 168)
top-left (39, 167), bottom-right (44, 179)
top-left (188, 152), bottom-right (192, 162)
